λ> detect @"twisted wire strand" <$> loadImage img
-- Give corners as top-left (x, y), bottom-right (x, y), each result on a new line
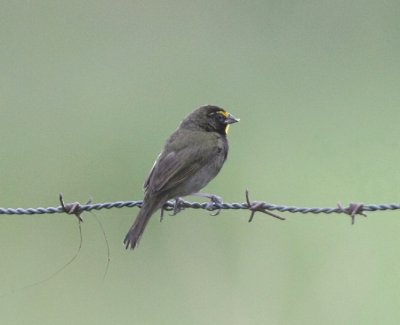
top-left (1, 199), bottom-right (400, 216)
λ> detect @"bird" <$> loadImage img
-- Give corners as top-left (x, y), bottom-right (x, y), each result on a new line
top-left (124, 105), bottom-right (239, 250)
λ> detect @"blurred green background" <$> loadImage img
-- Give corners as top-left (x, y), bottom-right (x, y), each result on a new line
top-left (1, 1), bottom-right (400, 324)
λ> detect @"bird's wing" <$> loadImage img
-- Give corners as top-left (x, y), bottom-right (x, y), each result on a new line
top-left (144, 131), bottom-right (214, 194)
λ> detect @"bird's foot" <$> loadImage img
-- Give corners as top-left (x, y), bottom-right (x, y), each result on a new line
top-left (192, 192), bottom-right (224, 216)
top-left (159, 197), bottom-right (186, 221)
top-left (205, 194), bottom-right (223, 215)
top-left (170, 197), bottom-right (186, 216)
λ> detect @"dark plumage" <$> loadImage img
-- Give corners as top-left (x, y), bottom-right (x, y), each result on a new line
top-left (124, 105), bottom-right (239, 250)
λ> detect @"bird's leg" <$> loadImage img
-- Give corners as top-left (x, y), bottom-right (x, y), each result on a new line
top-left (160, 197), bottom-right (187, 221)
top-left (170, 197), bottom-right (186, 216)
top-left (191, 192), bottom-right (223, 215)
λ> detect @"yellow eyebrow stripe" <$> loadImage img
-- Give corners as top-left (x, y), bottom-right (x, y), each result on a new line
top-left (218, 111), bottom-right (230, 118)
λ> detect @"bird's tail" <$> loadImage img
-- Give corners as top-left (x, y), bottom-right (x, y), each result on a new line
top-left (124, 196), bottom-right (162, 250)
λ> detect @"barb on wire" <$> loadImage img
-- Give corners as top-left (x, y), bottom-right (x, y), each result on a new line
top-left (337, 202), bottom-right (367, 225)
top-left (59, 193), bottom-right (85, 222)
top-left (1, 190), bottom-right (400, 224)
top-left (245, 189), bottom-right (285, 222)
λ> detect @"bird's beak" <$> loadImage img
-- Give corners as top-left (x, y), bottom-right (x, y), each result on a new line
top-left (225, 113), bottom-right (240, 124)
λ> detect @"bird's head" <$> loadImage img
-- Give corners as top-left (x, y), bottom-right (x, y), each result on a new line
top-left (182, 105), bottom-right (239, 135)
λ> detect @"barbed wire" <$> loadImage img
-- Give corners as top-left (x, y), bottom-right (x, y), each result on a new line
top-left (1, 191), bottom-right (399, 224)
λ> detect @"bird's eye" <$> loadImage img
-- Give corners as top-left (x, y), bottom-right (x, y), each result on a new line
top-left (216, 113), bottom-right (225, 123)
top-left (208, 111), bottom-right (227, 123)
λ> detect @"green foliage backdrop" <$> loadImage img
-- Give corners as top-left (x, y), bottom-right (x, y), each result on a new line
top-left (1, 1), bottom-right (400, 324)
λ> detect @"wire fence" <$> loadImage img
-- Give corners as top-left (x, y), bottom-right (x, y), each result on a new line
top-left (1, 191), bottom-right (399, 224)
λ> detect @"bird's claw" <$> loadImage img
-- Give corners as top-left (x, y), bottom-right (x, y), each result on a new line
top-left (159, 198), bottom-right (186, 221)
top-left (204, 194), bottom-right (223, 216)
top-left (170, 197), bottom-right (186, 216)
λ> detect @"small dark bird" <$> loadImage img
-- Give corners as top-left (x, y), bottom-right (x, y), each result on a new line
top-left (124, 105), bottom-right (239, 250)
